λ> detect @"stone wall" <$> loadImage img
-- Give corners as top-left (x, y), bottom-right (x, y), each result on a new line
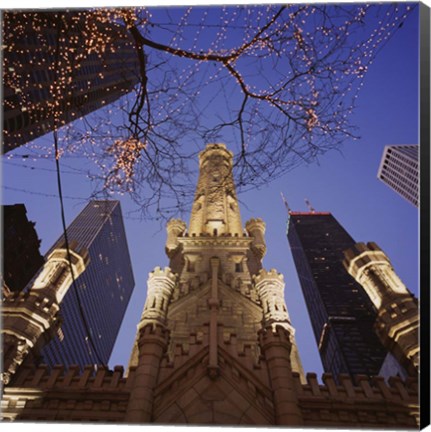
top-left (1, 362), bottom-right (419, 428)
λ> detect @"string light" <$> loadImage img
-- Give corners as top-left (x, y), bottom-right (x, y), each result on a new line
top-left (2, 4), bottom-right (415, 216)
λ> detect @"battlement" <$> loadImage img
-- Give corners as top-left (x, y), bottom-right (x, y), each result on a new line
top-left (293, 372), bottom-right (417, 401)
top-left (245, 218), bottom-right (266, 232)
top-left (292, 372), bottom-right (418, 428)
top-left (148, 266), bottom-right (177, 283)
top-left (253, 268), bottom-right (284, 286)
top-left (9, 364), bottom-right (129, 390)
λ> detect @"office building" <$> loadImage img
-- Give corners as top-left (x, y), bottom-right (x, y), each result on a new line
top-left (2, 10), bottom-right (139, 153)
top-left (40, 200), bottom-right (135, 367)
top-left (2, 204), bottom-right (45, 297)
top-left (287, 211), bottom-right (388, 378)
top-left (377, 145), bottom-right (419, 206)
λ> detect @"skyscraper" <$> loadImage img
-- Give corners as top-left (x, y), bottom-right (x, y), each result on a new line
top-left (287, 211), bottom-right (388, 379)
top-left (2, 10), bottom-right (139, 153)
top-left (40, 200), bottom-right (135, 368)
top-left (377, 145), bottom-right (419, 207)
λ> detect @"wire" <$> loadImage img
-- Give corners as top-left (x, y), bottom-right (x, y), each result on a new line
top-left (50, 15), bottom-right (106, 367)
top-left (53, 128), bottom-right (107, 367)
top-left (3, 185), bottom-right (87, 201)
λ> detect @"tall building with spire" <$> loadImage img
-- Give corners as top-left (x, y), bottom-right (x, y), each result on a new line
top-left (287, 210), bottom-right (388, 379)
top-left (40, 200), bottom-right (135, 368)
top-left (2, 10), bottom-right (139, 153)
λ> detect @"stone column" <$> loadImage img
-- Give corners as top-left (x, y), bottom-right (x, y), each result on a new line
top-left (259, 326), bottom-right (303, 426)
top-left (343, 242), bottom-right (418, 374)
top-left (125, 267), bottom-right (176, 423)
top-left (1, 246), bottom-right (88, 385)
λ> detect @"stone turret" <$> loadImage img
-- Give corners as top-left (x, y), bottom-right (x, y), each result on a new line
top-left (254, 268), bottom-right (305, 382)
top-left (1, 244), bottom-right (89, 384)
top-left (254, 269), bottom-right (290, 328)
top-left (126, 266), bottom-right (177, 423)
top-left (343, 242), bottom-right (418, 375)
top-left (139, 266), bottom-right (177, 329)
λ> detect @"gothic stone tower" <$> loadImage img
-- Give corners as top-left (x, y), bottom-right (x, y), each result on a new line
top-left (127, 143), bottom-right (305, 425)
top-left (343, 242), bottom-right (419, 376)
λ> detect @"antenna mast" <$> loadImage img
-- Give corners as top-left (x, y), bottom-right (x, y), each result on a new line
top-left (280, 192), bottom-right (291, 214)
top-left (304, 198), bottom-right (315, 213)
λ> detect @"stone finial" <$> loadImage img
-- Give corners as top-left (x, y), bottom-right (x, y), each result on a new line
top-left (245, 218), bottom-right (267, 259)
top-left (166, 219), bottom-right (187, 256)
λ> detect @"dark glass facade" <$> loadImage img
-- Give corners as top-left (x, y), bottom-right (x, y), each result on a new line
top-left (287, 212), bottom-right (387, 379)
top-left (2, 11), bottom-right (139, 152)
top-left (41, 200), bottom-right (135, 368)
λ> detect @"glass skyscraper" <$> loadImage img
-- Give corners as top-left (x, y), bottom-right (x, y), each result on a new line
top-left (287, 211), bottom-right (387, 379)
top-left (41, 200), bottom-right (135, 368)
top-left (2, 10), bottom-right (139, 153)
top-left (377, 145), bottom-right (419, 207)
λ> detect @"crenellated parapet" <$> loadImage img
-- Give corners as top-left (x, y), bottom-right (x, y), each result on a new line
top-left (139, 267), bottom-right (177, 329)
top-left (1, 246), bottom-right (89, 385)
top-left (343, 242), bottom-right (418, 374)
top-left (165, 219), bottom-right (187, 257)
top-left (245, 218), bottom-right (267, 259)
top-left (292, 372), bottom-right (418, 428)
top-left (1, 364), bottom-right (130, 422)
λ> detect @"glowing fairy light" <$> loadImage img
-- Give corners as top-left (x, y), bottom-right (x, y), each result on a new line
top-left (2, 5), bottom-right (415, 216)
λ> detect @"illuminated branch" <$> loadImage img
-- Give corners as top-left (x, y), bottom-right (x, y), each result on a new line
top-left (2, 5), bottom-right (416, 218)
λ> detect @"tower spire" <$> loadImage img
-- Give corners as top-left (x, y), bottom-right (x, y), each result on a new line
top-left (189, 143), bottom-right (243, 236)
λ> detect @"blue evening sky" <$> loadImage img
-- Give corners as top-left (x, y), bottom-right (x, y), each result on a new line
top-left (1, 4), bottom-right (419, 377)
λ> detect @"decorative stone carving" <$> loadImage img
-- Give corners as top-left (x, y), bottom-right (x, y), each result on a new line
top-left (139, 267), bottom-right (177, 329)
top-left (245, 218), bottom-right (267, 259)
top-left (1, 246), bottom-right (88, 384)
top-left (166, 219), bottom-right (187, 256)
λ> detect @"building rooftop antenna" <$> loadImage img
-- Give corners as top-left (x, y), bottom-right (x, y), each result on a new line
top-left (280, 192), bottom-right (291, 214)
top-left (304, 198), bottom-right (316, 213)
